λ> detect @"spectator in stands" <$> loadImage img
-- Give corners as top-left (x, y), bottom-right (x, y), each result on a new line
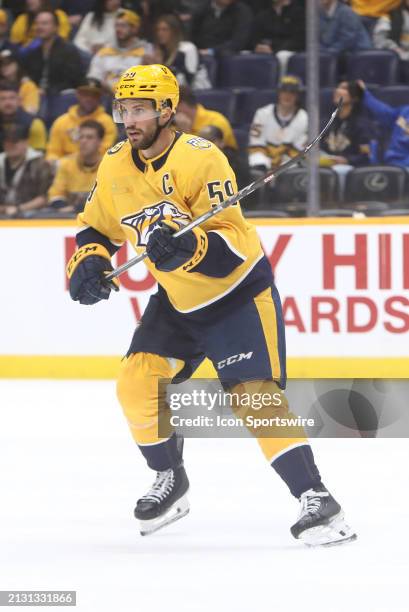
top-left (320, 80), bottom-right (372, 168)
top-left (21, 11), bottom-right (85, 94)
top-left (251, 0), bottom-right (305, 75)
top-left (358, 79), bottom-right (409, 168)
top-left (48, 120), bottom-right (103, 214)
top-left (87, 10), bottom-right (152, 93)
top-left (74, 0), bottom-right (121, 55)
top-left (373, 0), bottom-right (409, 79)
top-left (0, 124), bottom-right (53, 217)
top-left (151, 14), bottom-right (210, 88)
top-left (175, 85), bottom-right (238, 149)
top-left (0, 50), bottom-right (40, 114)
top-left (350, 0), bottom-right (400, 33)
top-left (123, 1), bottom-right (192, 40)
top-left (0, 9), bottom-right (18, 54)
top-left (0, 81), bottom-right (46, 152)
top-left (10, 0), bottom-right (71, 47)
top-left (190, 0), bottom-right (253, 56)
top-left (199, 124), bottom-right (251, 187)
top-left (320, 0), bottom-right (373, 53)
top-left (46, 78), bottom-right (116, 161)
top-left (248, 75), bottom-right (307, 170)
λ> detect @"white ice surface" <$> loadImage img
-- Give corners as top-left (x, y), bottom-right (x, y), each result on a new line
top-left (0, 380), bottom-right (407, 612)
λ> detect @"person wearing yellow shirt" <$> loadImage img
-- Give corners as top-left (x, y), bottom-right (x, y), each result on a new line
top-left (350, 0), bottom-right (400, 32)
top-left (46, 78), bottom-right (117, 161)
top-left (0, 82), bottom-right (46, 152)
top-left (10, 0), bottom-right (71, 47)
top-left (175, 85), bottom-right (238, 150)
top-left (0, 50), bottom-right (40, 115)
top-left (48, 120), bottom-right (103, 214)
top-left (351, 0), bottom-right (400, 18)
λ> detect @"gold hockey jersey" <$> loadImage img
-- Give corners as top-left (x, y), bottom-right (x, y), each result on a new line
top-left (78, 131), bottom-right (267, 313)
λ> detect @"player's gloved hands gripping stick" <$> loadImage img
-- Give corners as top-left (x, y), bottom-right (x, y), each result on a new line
top-left (146, 220), bottom-right (208, 272)
top-left (67, 243), bottom-right (120, 305)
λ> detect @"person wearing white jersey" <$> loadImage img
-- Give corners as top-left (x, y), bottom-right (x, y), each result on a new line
top-left (248, 75), bottom-right (308, 171)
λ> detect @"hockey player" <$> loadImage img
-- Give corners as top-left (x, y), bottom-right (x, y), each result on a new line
top-left (66, 64), bottom-right (356, 547)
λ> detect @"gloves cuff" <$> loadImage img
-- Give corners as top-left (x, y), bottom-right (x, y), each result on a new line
top-left (181, 227), bottom-right (208, 272)
top-left (66, 243), bottom-right (111, 279)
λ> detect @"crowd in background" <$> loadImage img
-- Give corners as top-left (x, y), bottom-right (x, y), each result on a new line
top-left (0, 0), bottom-right (408, 218)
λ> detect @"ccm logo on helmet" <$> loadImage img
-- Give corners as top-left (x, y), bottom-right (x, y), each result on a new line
top-left (217, 352), bottom-right (253, 370)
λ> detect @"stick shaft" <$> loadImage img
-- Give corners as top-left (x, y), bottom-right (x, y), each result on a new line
top-left (106, 102), bottom-right (341, 281)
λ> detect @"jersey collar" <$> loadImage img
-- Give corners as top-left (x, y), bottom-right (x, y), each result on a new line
top-left (131, 131), bottom-right (182, 173)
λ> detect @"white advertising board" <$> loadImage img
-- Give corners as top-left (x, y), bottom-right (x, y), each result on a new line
top-left (1, 218), bottom-right (408, 378)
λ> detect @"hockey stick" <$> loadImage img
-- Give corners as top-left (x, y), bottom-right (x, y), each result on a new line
top-left (106, 101), bottom-right (342, 281)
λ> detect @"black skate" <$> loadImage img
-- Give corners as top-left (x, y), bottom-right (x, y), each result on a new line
top-left (134, 466), bottom-right (190, 536)
top-left (291, 484), bottom-right (357, 547)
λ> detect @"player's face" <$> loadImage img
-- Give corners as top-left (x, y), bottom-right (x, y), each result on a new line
top-left (118, 99), bottom-right (163, 149)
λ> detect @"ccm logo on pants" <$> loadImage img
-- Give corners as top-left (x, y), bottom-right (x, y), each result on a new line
top-left (217, 352), bottom-right (253, 370)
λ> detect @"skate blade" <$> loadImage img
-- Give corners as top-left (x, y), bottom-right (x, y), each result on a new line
top-left (300, 512), bottom-right (358, 548)
top-left (139, 495), bottom-right (190, 536)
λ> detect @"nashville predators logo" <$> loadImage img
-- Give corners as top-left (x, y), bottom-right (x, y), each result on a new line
top-left (121, 201), bottom-right (190, 247)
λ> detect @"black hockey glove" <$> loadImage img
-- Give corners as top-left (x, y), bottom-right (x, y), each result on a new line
top-left (66, 243), bottom-right (119, 305)
top-left (146, 220), bottom-right (207, 272)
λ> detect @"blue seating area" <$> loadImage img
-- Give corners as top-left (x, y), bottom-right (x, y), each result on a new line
top-left (33, 50), bottom-right (409, 145)
top-left (203, 50), bottom-right (406, 90)
top-left (256, 165), bottom-right (409, 216)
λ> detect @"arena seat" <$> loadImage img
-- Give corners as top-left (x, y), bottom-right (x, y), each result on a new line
top-left (269, 167), bottom-right (340, 208)
top-left (233, 88), bottom-right (276, 125)
top-left (318, 209), bottom-right (355, 217)
top-left (244, 210), bottom-right (290, 218)
top-left (347, 201), bottom-right (390, 216)
top-left (43, 92), bottom-right (77, 128)
top-left (200, 55), bottom-right (218, 87)
top-left (219, 54), bottom-right (279, 89)
top-left (376, 86), bottom-right (409, 107)
top-left (78, 48), bottom-right (93, 73)
top-left (195, 89), bottom-right (236, 122)
top-left (345, 51), bottom-right (399, 85)
top-left (344, 166), bottom-right (407, 205)
top-left (287, 52), bottom-right (338, 87)
top-left (233, 126), bottom-right (249, 151)
top-left (319, 87), bottom-right (335, 120)
top-left (379, 208), bottom-right (409, 216)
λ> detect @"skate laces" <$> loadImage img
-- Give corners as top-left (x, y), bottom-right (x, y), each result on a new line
top-left (141, 469), bottom-right (175, 504)
top-left (299, 488), bottom-right (329, 516)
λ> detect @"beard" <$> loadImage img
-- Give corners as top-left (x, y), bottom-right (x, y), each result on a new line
top-left (126, 122), bottom-right (161, 150)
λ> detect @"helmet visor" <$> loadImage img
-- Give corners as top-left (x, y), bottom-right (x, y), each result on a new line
top-left (112, 99), bottom-right (162, 124)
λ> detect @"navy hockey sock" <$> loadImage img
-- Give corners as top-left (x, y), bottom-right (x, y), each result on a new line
top-left (138, 433), bottom-right (184, 471)
top-left (272, 444), bottom-right (322, 498)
